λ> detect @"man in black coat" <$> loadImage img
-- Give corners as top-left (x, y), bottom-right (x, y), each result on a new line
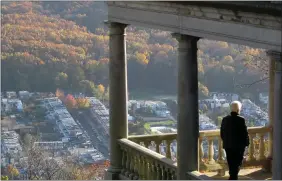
top-left (220, 101), bottom-right (250, 180)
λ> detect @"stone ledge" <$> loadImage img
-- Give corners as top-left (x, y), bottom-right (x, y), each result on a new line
top-left (109, 1), bottom-right (281, 29)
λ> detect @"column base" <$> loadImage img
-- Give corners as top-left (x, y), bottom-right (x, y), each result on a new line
top-left (104, 166), bottom-right (122, 180)
top-left (262, 157), bottom-right (272, 173)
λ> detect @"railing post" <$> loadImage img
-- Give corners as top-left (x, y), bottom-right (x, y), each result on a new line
top-left (105, 21), bottom-right (128, 179)
top-left (172, 33), bottom-right (200, 180)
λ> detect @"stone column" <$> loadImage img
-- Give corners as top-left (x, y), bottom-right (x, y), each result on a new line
top-left (264, 51), bottom-right (276, 172)
top-left (105, 21), bottom-right (128, 179)
top-left (271, 51), bottom-right (282, 180)
top-left (172, 33), bottom-right (200, 180)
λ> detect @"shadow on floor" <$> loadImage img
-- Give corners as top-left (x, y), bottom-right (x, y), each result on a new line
top-left (244, 169), bottom-right (272, 180)
top-left (206, 168), bottom-right (272, 180)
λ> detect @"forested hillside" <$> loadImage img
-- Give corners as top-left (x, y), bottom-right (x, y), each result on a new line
top-left (1, 1), bottom-right (268, 100)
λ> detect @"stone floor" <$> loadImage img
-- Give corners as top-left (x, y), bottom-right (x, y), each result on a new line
top-left (205, 168), bottom-right (272, 180)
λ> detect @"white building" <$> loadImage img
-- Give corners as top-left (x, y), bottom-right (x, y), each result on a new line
top-left (259, 92), bottom-right (268, 104)
top-left (18, 91), bottom-right (30, 99)
top-left (1, 98), bottom-right (23, 112)
top-left (6, 91), bottom-right (17, 99)
top-left (1, 130), bottom-right (22, 157)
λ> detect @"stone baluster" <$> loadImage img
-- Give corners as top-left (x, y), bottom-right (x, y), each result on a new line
top-left (208, 137), bottom-right (215, 164)
top-left (151, 162), bottom-right (157, 180)
top-left (156, 163), bottom-right (162, 180)
top-left (155, 140), bottom-right (161, 153)
top-left (171, 170), bottom-right (177, 179)
top-left (259, 133), bottom-right (266, 160)
top-left (248, 134), bottom-right (255, 161)
top-left (125, 150), bottom-right (131, 177)
top-left (166, 168), bottom-right (172, 180)
top-left (166, 140), bottom-right (172, 159)
top-left (135, 155), bottom-right (140, 179)
top-left (139, 156), bottom-right (145, 179)
top-left (199, 138), bottom-right (204, 163)
top-left (121, 149), bottom-right (127, 174)
top-left (143, 141), bottom-right (150, 148)
top-left (146, 159), bottom-right (151, 179)
top-left (162, 165), bottom-right (167, 180)
top-left (218, 137), bottom-right (224, 163)
top-left (129, 152), bottom-right (135, 179)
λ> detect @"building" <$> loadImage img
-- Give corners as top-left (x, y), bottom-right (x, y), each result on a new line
top-left (1, 99), bottom-right (23, 112)
top-left (6, 91), bottom-right (17, 99)
top-left (18, 91), bottom-right (30, 100)
top-left (34, 141), bottom-right (65, 150)
top-left (210, 92), bottom-right (239, 102)
top-left (1, 130), bottom-right (23, 166)
top-left (259, 92), bottom-right (268, 104)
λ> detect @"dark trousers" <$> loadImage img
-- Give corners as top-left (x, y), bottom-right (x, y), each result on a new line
top-left (225, 147), bottom-right (245, 180)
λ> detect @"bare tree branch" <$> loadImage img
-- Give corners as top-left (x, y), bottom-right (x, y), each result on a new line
top-left (235, 77), bottom-right (269, 88)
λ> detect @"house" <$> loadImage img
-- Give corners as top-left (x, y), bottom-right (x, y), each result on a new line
top-left (18, 91), bottom-right (30, 100)
top-left (6, 92), bottom-right (17, 99)
top-left (259, 92), bottom-right (268, 104)
top-left (209, 92), bottom-right (239, 102)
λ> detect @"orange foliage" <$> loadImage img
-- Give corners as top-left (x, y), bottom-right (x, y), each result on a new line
top-left (55, 88), bottom-right (65, 101)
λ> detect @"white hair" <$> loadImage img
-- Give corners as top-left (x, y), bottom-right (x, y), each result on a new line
top-left (230, 101), bottom-right (242, 113)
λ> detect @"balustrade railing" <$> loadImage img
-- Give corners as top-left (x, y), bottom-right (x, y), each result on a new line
top-left (118, 138), bottom-right (177, 180)
top-left (128, 126), bottom-right (271, 174)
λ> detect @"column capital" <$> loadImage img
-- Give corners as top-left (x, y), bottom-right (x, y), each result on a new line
top-left (267, 50), bottom-right (282, 63)
top-left (171, 33), bottom-right (200, 42)
top-left (104, 20), bottom-right (128, 35)
top-left (171, 33), bottom-right (200, 52)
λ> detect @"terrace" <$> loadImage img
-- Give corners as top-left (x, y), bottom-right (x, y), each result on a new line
top-left (119, 126), bottom-right (272, 180)
top-left (104, 1), bottom-right (282, 180)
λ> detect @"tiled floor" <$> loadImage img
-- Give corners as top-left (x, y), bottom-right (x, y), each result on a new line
top-left (205, 168), bottom-right (272, 180)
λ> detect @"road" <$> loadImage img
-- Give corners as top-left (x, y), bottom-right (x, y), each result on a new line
top-left (71, 109), bottom-right (109, 158)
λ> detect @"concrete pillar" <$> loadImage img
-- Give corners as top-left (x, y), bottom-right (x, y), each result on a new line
top-left (270, 51), bottom-right (282, 180)
top-left (105, 21), bottom-right (128, 179)
top-left (172, 33), bottom-right (200, 180)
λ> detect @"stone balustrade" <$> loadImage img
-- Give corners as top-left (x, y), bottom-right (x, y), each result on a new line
top-left (118, 138), bottom-right (177, 180)
top-left (128, 126), bottom-right (271, 174)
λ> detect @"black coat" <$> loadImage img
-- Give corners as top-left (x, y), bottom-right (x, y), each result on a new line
top-left (220, 112), bottom-right (250, 149)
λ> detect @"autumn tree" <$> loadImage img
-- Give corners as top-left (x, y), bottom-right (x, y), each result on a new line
top-left (94, 84), bottom-right (105, 100)
top-left (76, 97), bottom-right (90, 109)
top-left (7, 165), bottom-right (19, 179)
top-left (55, 89), bottom-right (65, 101)
top-left (55, 72), bottom-right (68, 90)
top-left (20, 134), bottom-right (69, 180)
top-left (64, 94), bottom-right (77, 110)
top-left (79, 80), bottom-right (96, 96)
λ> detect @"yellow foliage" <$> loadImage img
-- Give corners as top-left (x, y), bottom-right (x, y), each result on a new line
top-left (76, 97), bottom-right (90, 108)
top-left (7, 165), bottom-right (19, 176)
top-left (97, 84), bottom-right (105, 94)
top-left (135, 52), bottom-right (149, 65)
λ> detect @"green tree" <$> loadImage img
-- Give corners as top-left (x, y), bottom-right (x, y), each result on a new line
top-left (55, 72), bottom-right (68, 90)
top-left (79, 80), bottom-right (96, 96)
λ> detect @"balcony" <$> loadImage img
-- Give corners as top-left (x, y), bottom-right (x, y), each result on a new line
top-left (117, 126), bottom-right (272, 180)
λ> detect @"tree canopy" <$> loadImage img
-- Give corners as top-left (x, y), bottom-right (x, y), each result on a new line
top-left (1, 1), bottom-right (268, 100)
